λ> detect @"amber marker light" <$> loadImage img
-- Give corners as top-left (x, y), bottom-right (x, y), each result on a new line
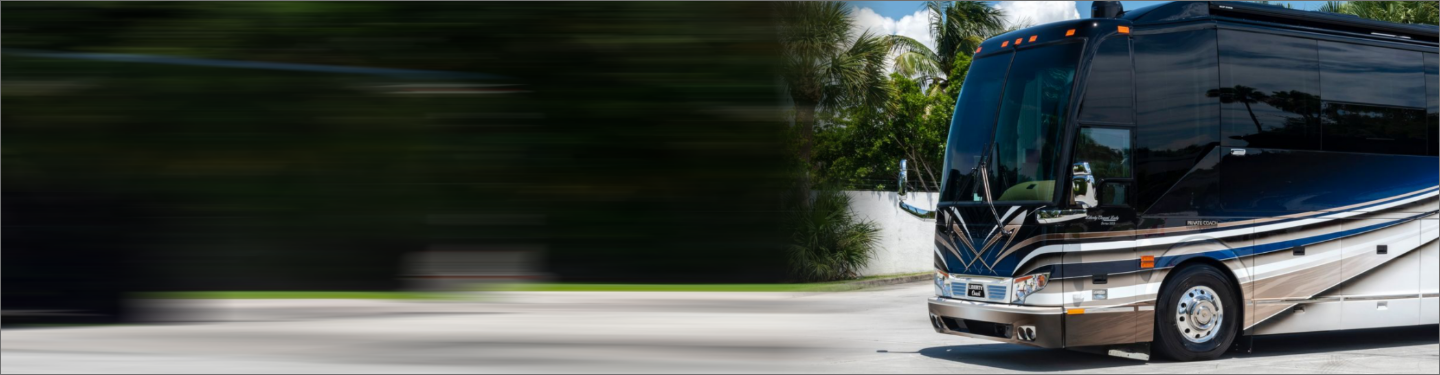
top-left (1118, 25), bottom-right (1131, 34)
top-left (1028, 35), bottom-right (1037, 43)
top-left (1140, 255), bottom-right (1156, 269)
top-left (1066, 308), bottom-right (1086, 315)
top-left (1015, 38), bottom-right (1023, 45)
top-left (1065, 29), bottom-right (1076, 37)
top-left (975, 46), bottom-right (982, 53)
top-left (1001, 40), bottom-right (1009, 47)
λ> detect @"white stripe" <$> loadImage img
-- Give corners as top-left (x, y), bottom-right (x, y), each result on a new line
top-left (1014, 191), bottom-right (1439, 269)
top-left (1023, 282), bottom-right (1162, 306)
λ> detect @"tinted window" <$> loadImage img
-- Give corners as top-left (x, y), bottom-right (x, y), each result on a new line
top-left (1426, 53), bottom-right (1437, 156)
top-left (1218, 30), bottom-right (1321, 150)
top-left (1076, 127), bottom-right (1131, 178)
top-left (1134, 29), bottom-right (1220, 214)
top-left (988, 42), bottom-right (1083, 202)
top-left (1079, 36), bottom-right (1134, 124)
top-left (1101, 182), bottom-right (1129, 206)
top-left (1318, 41), bottom-right (1425, 108)
top-left (1322, 102), bottom-right (1427, 155)
top-left (940, 52), bottom-right (1013, 203)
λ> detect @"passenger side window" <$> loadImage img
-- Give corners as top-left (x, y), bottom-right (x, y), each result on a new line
top-left (1218, 30), bottom-right (1321, 151)
top-left (1321, 103), bottom-right (1427, 155)
top-left (1079, 36), bottom-right (1134, 124)
top-left (1319, 41), bottom-right (1425, 108)
top-left (1076, 127), bottom-right (1131, 179)
top-left (1318, 41), bottom-right (1427, 156)
top-left (1133, 29), bottom-right (1220, 214)
top-left (1076, 127), bottom-right (1132, 206)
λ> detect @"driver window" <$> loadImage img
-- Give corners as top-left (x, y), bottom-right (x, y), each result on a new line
top-left (1076, 127), bottom-right (1132, 206)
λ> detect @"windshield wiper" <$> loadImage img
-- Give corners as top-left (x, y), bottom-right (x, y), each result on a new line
top-left (973, 141), bottom-right (1007, 229)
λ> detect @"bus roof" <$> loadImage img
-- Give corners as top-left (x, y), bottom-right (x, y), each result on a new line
top-left (1122, 1), bottom-right (1438, 45)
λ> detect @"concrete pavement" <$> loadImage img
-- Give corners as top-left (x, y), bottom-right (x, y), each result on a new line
top-left (3, 282), bottom-right (1436, 373)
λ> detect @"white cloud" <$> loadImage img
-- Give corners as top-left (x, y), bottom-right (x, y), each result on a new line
top-left (850, 7), bottom-right (935, 52)
top-left (993, 1), bottom-right (1081, 28)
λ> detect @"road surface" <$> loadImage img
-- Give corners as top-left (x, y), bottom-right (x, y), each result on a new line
top-left (3, 282), bottom-right (1436, 373)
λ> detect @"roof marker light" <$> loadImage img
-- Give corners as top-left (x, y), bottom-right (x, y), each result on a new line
top-left (1065, 29), bottom-right (1076, 37)
top-left (975, 46), bottom-right (982, 53)
top-left (1118, 25), bottom-right (1131, 34)
top-left (1001, 41), bottom-right (1009, 47)
top-left (1028, 35), bottom-right (1038, 43)
top-left (1015, 38), bottom-right (1023, 45)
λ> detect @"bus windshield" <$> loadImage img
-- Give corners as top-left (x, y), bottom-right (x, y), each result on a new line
top-left (939, 41), bottom-right (1083, 205)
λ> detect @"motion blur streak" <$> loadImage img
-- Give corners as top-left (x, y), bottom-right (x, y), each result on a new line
top-left (2, 2), bottom-right (802, 368)
top-left (3, 2), bottom-right (792, 311)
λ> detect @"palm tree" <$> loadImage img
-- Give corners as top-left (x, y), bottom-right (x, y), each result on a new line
top-left (775, 2), bottom-right (892, 177)
top-left (1320, 1), bottom-right (1439, 25)
top-left (886, 1), bottom-right (1008, 92)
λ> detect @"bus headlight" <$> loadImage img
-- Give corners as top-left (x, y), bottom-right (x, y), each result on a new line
top-left (1012, 272), bottom-right (1049, 305)
top-left (935, 270), bottom-right (949, 297)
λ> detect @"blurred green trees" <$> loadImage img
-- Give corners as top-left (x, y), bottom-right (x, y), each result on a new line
top-left (4, 2), bottom-right (795, 290)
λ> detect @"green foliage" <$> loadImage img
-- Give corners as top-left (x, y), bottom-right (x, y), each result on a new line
top-left (786, 189), bottom-right (881, 282)
top-left (1320, 1), bottom-right (1438, 25)
top-left (814, 71), bottom-right (958, 191)
top-left (774, 1), bottom-right (893, 172)
top-left (886, 1), bottom-right (1007, 92)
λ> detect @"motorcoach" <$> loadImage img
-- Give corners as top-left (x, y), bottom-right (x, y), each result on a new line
top-left (898, 1), bottom-right (1440, 361)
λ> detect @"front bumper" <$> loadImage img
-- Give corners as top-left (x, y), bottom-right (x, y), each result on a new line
top-left (928, 297), bottom-right (1064, 348)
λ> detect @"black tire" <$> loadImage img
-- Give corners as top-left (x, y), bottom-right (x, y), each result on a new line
top-left (1153, 264), bottom-right (1239, 361)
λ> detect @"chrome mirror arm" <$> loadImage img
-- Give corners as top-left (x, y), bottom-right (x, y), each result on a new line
top-left (900, 200), bottom-right (937, 219)
top-left (897, 159), bottom-right (936, 220)
top-left (1037, 162), bottom-right (1100, 224)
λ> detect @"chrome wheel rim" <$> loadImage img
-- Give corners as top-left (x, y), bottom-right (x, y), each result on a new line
top-left (1175, 285), bottom-right (1223, 344)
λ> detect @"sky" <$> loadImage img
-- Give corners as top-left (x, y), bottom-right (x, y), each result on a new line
top-left (847, 1), bottom-right (1331, 52)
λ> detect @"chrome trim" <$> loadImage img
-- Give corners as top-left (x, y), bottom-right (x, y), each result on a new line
top-left (1071, 162), bottom-right (1097, 209)
top-left (1252, 294), bottom-right (1430, 305)
top-left (1344, 293), bottom-right (1426, 302)
top-left (1253, 296), bottom-right (1342, 305)
top-left (930, 297), bottom-right (1065, 315)
top-left (1037, 207), bottom-right (1086, 224)
top-left (1076, 306), bottom-right (1137, 314)
top-left (929, 297), bottom-right (1065, 348)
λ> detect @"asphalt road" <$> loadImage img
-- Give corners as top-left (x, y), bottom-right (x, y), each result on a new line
top-left (3, 282), bottom-right (1437, 374)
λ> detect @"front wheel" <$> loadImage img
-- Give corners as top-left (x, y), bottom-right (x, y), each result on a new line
top-left (1153, 264), bottom-right (1239, 361)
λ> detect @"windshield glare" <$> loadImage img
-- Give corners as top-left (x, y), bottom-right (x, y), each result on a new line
top-left (940, 41), bottom-right (1083, 205)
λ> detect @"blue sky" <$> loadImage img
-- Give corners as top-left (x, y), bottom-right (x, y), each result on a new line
top-left (848, 1), bottom-right (1328, 21)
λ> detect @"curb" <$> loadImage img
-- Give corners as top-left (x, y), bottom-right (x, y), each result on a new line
top-left (841, 273), bottom-right (931, 289)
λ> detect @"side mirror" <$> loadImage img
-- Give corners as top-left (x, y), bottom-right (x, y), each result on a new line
top-left (898, 159), bottom-right (909, 198)
top-left (1071, 162), bottom-right (1098, 209)
top-left (1038, 162), bottom-right (1097, 224)
top-left (896, 159), bottom-right (935, 219)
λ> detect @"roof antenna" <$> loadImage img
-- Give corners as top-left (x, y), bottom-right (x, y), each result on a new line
top-left (1092, 1), bottom-right (1124, 19)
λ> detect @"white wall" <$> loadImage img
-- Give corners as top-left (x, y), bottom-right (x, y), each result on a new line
top-left (843, 190), bottom-right (937, 276)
